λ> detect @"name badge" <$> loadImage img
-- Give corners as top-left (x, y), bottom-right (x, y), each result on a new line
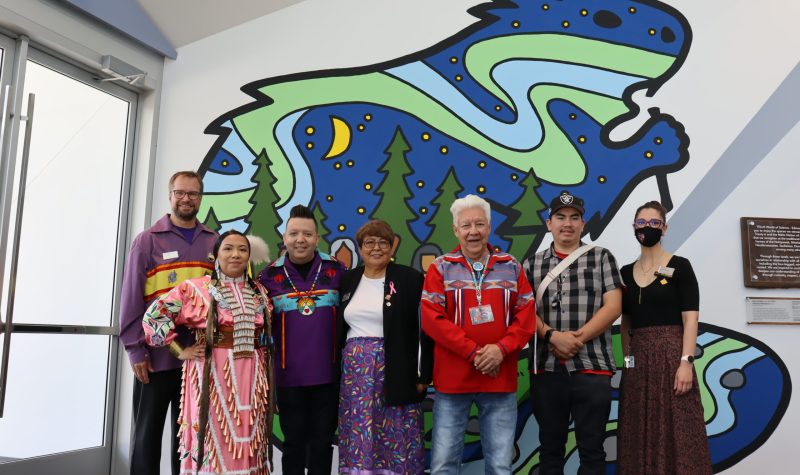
top-left (469, 305), bottom-right (495, 325)
top-left (163, 251), bottom-right (179, 260)
top-left (655, 266), bottom-right (675, 278)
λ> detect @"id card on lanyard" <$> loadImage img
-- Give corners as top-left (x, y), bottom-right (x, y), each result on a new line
top-left (467, 255), bottom-right (494, 326)
top-left (469, 305), bottom-right (495, 325)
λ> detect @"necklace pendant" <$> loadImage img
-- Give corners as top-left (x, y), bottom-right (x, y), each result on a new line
top-left (472, 261), bottom-right (484, 272)
top-left (297, 296), bottom-right (316, 316)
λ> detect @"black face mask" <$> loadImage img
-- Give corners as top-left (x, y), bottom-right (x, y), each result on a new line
top-left (635, 226), bottom-right (662, 247)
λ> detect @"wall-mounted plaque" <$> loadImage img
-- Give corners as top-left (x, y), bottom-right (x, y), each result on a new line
top-left (745, 297), bottom-right (800, 324)
top-left (741, 217), bottom-right (800, 288)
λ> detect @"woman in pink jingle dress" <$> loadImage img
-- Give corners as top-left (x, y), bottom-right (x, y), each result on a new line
top-left (144, 231), bottom-right (275, 474)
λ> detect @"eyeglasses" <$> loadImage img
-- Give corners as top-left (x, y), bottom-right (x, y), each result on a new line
top-left (172, 190), bottom-right (202, 200)
top-left (362, 239), bottom-right (391, 250)
top-left (633, 218), bottom-right (663, 228)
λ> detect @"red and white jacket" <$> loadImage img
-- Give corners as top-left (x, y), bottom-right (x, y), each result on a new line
top-left (421, 246), bottom-right (535, 393)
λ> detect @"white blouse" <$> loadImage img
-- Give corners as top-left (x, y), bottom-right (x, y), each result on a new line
top-left (344, 275), bottom-right (385, 339)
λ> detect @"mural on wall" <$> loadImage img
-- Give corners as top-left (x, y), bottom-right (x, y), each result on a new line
top-left (197, 0), bottom-right (692, 267)
top-left (192, 0), bottom-right (791, 471)
top-left (508, 324), bottom-right (791, 474)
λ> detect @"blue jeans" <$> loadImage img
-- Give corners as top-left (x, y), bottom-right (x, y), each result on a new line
top-left (431, 391), bottom-right (517, 475)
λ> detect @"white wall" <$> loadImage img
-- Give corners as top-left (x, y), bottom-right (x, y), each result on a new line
top-left (153, 0), bottom-right (800, 473)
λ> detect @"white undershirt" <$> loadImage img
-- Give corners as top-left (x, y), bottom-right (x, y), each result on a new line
top-left (344, 275), bottom-right (385, 339)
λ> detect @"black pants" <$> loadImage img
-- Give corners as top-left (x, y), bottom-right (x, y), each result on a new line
top-left (532, 367), bottom-right (612, 475)
top-left (130, 368), bottom-right (182, 475)
top-left (276, 382), bottom-right (339, 475)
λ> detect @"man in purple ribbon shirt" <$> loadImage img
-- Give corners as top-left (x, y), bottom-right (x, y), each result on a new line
top-left (258, 204), bottom-right (346, 475)
top-left (119, 171), bottom-right (217, 474)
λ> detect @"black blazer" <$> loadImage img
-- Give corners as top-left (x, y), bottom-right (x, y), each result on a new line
top-left (337, 262), bottom-right (433, 405)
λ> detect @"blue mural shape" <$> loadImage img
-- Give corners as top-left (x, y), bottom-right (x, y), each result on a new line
top-left (196, 0), bottom-right (692, 265)
top-left (192, 0), bottom-right (791, 471)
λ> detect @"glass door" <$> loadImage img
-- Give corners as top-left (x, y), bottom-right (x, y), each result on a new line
top-left (0, 35), bottom-right (137, 474)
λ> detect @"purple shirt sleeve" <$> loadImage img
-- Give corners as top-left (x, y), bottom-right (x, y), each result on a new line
top-left (119, 232), bottom-right (150, 365)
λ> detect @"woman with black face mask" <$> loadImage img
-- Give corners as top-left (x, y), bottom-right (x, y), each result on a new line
top-left (616, 201), bottom-right (712, 475)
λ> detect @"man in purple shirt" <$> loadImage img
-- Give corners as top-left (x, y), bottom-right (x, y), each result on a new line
top-left (258, 204), bottom-right (346, 475)
top-left (119, 171), bottom-right (217, 475)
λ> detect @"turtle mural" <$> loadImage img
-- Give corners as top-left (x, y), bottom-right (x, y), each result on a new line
top-left (192, 0), bottom-right (791, 471)
top-left (197, 0), bottom-right (690, 268)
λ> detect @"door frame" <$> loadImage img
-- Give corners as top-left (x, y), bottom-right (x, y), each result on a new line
top-left (0, 34), bottom-right (139, 475)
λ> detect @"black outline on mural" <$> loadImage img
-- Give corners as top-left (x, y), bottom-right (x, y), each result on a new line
top-left (188, 2), bottom-right (799, 471)
top-left (197, 0), bottom-right (694, 228)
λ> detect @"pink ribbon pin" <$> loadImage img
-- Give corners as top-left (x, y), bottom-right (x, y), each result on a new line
top-left (389, 281), bottom-right (397, 295)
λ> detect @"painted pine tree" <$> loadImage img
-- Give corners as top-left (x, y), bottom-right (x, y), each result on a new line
top-left (245, 149), bottom-right (283, 270)
top-left (425, 166), bottom-right (463, 254)
top-left (203, 207), bottom-right (222, 233)
top-left (503, 169), bottom-right (546, 260)
top-left (311, 200), bottom-right (331, 253)
top-left (371, 126), bottom-right (420, 265)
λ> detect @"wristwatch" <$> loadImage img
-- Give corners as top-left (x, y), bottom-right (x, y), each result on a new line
top-left (680, 354), bottom-right (695, 364)
top-left (544, 329), bottom-right (555, 345)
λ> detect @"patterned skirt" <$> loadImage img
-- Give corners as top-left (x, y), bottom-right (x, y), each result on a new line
top-left (617, 325), bottom-right (712, 475)
top-left (338, 337), bottom-right (424, 475)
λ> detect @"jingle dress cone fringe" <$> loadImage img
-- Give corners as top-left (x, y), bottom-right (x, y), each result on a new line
top-left (144, 275), bottom-right (273, 474)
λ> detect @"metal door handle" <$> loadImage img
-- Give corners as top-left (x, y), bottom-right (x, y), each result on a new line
top-left (0, 84), bottom-right (13, 419)
top-left (0, 92), bottom-right (35, 417)
top-left (0, 85), bottom-right (10, 330)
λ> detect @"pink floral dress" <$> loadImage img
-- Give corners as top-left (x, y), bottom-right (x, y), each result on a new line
top-left (144, 274), bottom-right (272, 474)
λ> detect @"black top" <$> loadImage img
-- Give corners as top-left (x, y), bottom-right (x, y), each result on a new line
top-left (337, 262), bottom-right (434, 406)
top-left (292, 259), bottom-right (313, 280)
top-left (621, 255), bottom-right (699, 329)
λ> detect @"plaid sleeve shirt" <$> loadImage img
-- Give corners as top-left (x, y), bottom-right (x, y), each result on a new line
top-left (523, 242), bottom-right (623, 372)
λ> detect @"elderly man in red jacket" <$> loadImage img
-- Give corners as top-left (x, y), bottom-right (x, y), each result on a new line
top-left (422, 194), bottom-right (535, 474)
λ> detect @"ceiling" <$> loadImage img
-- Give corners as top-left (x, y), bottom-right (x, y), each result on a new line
top-left (137, 0), bottom-right (305, 48)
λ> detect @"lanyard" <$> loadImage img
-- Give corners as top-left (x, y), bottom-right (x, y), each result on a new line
top-left (283, 262), bottom-right (322, 295)
top-left (466, 254), bottom-right (489, 306)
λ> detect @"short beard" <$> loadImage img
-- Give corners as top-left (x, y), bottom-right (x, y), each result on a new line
top-left (173, 205), bottom-right (198, 221)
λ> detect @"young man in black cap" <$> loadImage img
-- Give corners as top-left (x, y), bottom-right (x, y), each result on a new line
top-left (523, 192), bottom-right (623, 475)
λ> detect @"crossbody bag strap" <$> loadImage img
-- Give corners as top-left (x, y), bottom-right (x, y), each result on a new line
top-left (534, 245), bottom-right (595, 305)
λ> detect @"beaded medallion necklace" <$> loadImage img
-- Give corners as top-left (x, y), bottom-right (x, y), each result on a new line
top-left (283, 262), bottom-right (323, 316)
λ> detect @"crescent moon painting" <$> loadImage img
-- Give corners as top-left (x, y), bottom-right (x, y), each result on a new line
top-left (323, 116), bottom-right (351, 159)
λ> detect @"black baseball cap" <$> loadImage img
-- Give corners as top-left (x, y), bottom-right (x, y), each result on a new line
top-left (549, 192), bottom-right (585, 216)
